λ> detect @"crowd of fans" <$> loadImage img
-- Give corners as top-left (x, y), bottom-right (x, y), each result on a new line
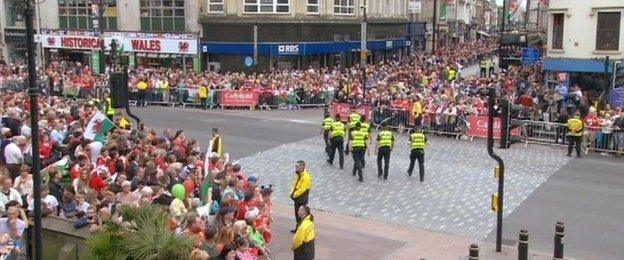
top-left (0, 90), bottom-right (276, 259)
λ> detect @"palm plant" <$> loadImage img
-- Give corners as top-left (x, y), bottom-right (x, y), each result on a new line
top-left (85, 205), bottom-right (194, 260)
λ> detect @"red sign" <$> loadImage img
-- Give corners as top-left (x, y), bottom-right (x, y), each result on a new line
top-left (61, 37), bottom-right (103, 49)
top-left (331, 103), bottom-right (372, 122)
top-left (131, 39), bottom-right (161, 52)
top-left (220, 90), bottom-right (259, 107)
top-left (467, 115), bottom-right (520, 139)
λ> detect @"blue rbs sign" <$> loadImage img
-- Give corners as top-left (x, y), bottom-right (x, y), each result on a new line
top-left (277, 44), bottom-right (300, 55)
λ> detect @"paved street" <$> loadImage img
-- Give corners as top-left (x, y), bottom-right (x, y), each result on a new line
top-left (486, 154), bottom-right (624, 259)
top-left (130, 107), bottom-right (617, 259)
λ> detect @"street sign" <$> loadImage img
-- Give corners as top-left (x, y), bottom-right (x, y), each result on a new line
top-left (522, 48), bottom-right (540, 65)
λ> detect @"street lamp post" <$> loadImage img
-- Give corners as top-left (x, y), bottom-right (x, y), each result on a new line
top-left (360, 0), bottom-right (367, 100)
top-left (21, 0), bottom-right (43, 259)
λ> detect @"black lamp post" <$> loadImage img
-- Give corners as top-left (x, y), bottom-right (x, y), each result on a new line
top-left (19, 0), bottom-right (43, 259)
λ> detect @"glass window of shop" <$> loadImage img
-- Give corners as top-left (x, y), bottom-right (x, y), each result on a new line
top-left (58, 0), bottom-right (118, 30)
top-left (140, 0), bottom-right (185, 32)
top-left (4, 0), bottom-right (25, 27)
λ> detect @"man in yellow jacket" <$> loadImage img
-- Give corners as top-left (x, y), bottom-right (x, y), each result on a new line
top-left (566, 111), bottom-right (584, 157)
top-left (291, 160), bottom-right (311, 233)
top-left (292, 205), bottom-right (315, 260)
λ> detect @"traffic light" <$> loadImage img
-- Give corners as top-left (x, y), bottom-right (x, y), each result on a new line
top-left (109, 72), bottom-right (128, 109)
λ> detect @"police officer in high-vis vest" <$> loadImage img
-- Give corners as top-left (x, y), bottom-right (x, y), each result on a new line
top-left (408, 127), bottom-right (427, 182)
top-left (566, 111), bottom-right (584, 157)
top-left (480, 58), bottom-right (488, 78)
top-left (103, 93), bottom-right (116, 121)
top-left (376, 123), bottom-right (394, 180)
top-left (327, 114), bottom-right (345, 169)
top-left (349, 123), bottom-right (367, 182)
top-left (487, 58), bottom-right (495, 77)
top-left (322, 113), bottom-right (334, 156)
top-left (359, 116), bottom-right (371, 168)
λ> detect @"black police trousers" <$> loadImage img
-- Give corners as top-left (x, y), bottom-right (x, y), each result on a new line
top-left (352, 148), bottom-right (365, 181)
top-left (377, 147), bottom-right (391, 179)
top-left (323, 130), bottom-right (331, 155)
top-left (567, 135), bottom-right (582, 157)
top-left (408, 149), bottom-right (425, 181)
top-left (328, 137), bottom-right (344, 169)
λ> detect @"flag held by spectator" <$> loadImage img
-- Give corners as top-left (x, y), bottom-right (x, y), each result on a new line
top-left (84, 111), bottom-right (115, 142)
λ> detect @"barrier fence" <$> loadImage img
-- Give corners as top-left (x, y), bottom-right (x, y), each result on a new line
top-left (362, 103), bottom-right (624, 155)
top-left (128, 88), bottom-right (332, 109)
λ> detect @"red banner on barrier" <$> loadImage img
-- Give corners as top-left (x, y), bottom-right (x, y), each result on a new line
top-left (220, 90), bottom-right (259, 107)
top-left (467, 115), bottom-right (520, 139)
top-left (331, 103), bottom-right (372, 122)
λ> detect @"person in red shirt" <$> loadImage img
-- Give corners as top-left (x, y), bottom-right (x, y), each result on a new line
top-left (39, 134), bottom-right (53, 161)
top-left (237, 190), bottom-right (255, 221)
top-left (96, 148), bottom-right (109, 166)
top-left (89, 166), bottom-right (109, 193)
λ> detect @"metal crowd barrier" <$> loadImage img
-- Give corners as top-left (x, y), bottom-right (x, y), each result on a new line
top-left (518, 120), bottom-right (624, 155)
top-left (371, 107), bottom-right (469, 138)
top-left (127, 88), bottom-right (331, 109)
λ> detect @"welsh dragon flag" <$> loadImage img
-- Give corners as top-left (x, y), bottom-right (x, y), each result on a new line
top-left (507, 0), bottom-right (522, 22)
top-left (84, 111), bottom-right (116, 142)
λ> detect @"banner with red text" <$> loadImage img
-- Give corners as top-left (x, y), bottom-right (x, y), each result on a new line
top-left (219, 90), bottom-right (259, 107)
top-left (331, 103), bottom-right (372, 122)
top-left (37, 33), bottom-right (197, 55)
top-left (467, 115), bottom-right (520, 139)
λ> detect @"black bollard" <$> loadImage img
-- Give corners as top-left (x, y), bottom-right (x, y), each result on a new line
top-left (469, 244), bottom-right (479, 260)
top-left (518, 229), bottom-right (529, 260)
top-left (553, 222), bottom-right (565, 259)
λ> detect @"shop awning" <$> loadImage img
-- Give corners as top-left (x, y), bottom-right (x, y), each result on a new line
top-left (477, 31), bottom-right (492, 37)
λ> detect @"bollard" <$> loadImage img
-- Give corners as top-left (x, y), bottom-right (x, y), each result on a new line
top-left (553, 222), bottom-right (565, 259)
top-left (469, 244), bottom-right (479, 260)
top-left (518, 229), bottom-right (529, 260)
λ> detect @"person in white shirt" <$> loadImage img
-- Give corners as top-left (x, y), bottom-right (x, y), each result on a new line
top-left (28, 186), bottom-right (59, 215)
top-left (3, 136), bottom-right (25, 180)
top-left (0, 177), bottom-right (23, 214)
top-left (75, 192), bottom-right (90, 213)
top-left (13, 167), bottom-right (32, 197)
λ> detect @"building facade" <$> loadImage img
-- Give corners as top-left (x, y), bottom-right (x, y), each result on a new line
top-left (544, 0), bottom-right (623, 105)
top-left (200, 0), bottom-right (410, 71)
top-left (0, 0), bottom-right (202, 69)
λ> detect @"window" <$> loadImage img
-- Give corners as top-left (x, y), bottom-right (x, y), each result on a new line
top-left (58, 0), bottom-right (117, 30)
top-left (140, 0), bottom-right (185, 32)
top-left (243, 0), bottom-right (290, 13)
top-left (551, 13), bottom-right (564, 49)
top-left (596, 12), bottom-right (621, 51)
top-left (334, 0), bottom-right (354, 15)
top-left (307, 0), bottom-right (319, 14)
top-left (207, 0), bottom-right (223, 13)
top-left (5, 0), bottom-right (25, 27)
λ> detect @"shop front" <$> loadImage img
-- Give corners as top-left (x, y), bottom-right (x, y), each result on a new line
top-left (37, 30), bottom-right (199, 72)
top-left (3, 28), bottom-right (29, 64)
top-left (202, 39), bottom-right (408, 72)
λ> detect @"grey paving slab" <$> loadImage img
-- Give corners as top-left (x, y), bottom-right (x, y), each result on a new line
top-left (239, 132), bottom-right (570, 240)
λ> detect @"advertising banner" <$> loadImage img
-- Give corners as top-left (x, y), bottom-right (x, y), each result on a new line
top-left (37, 32), bottom-right (198, 54)
top-left (468, 116), bottom-right (520, 139)
top-left (219, 90), bottom-right (259, 107)
top-left (331, 103), bottom-right (372, 122)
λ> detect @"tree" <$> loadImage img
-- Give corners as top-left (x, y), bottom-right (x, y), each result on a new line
top-left (85, 205), bottom-right (194, 260)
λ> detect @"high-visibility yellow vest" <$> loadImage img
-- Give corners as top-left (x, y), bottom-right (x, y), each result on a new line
top-left (349, 113), bottom-right (361, 125)
top-left (351, 130), bottom-right (367, 148)
top-left (480, 60), bottom-right (487, 68)
top-left (448, 69), bottom-right (457, 81)
top-left (331, 121), bottom-right (345, 138)
top-left (411, 132), bottom-right (426, 149)
top-left (198, 86), bottom-right (208, 99)
top-left (360, 122), bottom-right (370, 135)
top-left (566, 117), bottom-right (583, 136)
top-left (137, 81), bottom-right (148, 90)
top-left (104, 98), bottom-right (115, 116)
top-left (378, 130), bottom-right (393, 148)
top-left (323, 117), bottom-right (334, 130)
